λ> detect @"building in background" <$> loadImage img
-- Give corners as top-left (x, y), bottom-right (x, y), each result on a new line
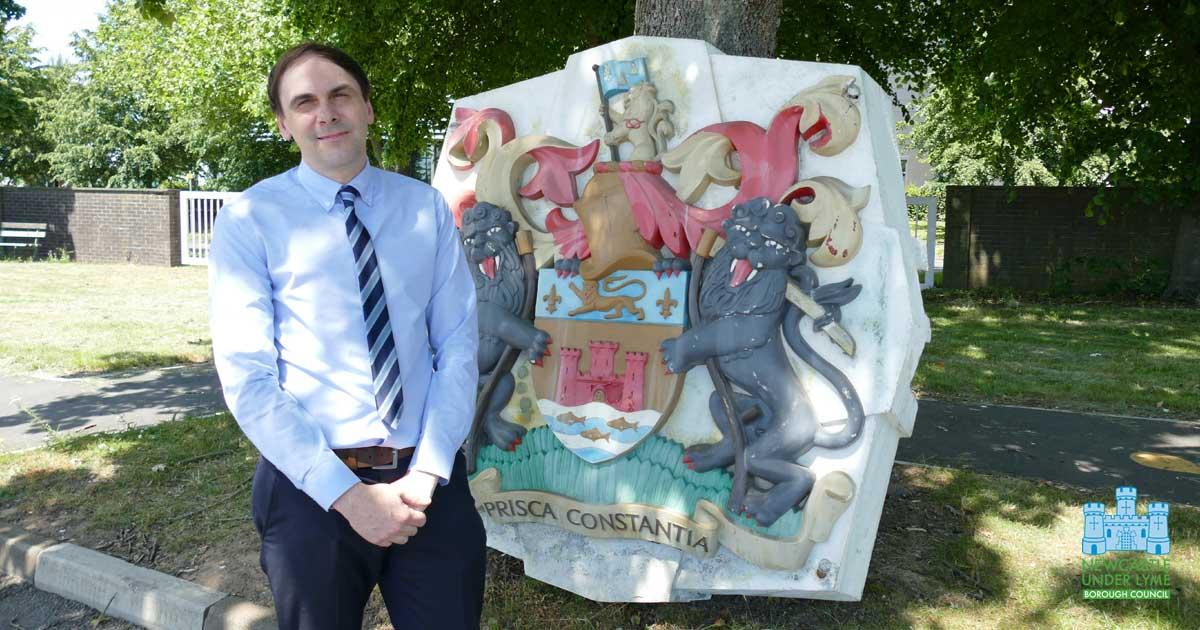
top-left (892, 84), bottom-right (931, 189)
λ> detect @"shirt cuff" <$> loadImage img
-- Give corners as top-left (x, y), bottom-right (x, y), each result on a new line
top-left (300, 450), bottom-right (363, 511)
top-left (409, 441), bottom-right (455, 486)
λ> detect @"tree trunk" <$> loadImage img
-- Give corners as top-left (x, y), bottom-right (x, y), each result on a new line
top-left (1163, 211), bottom-right (1200, 303)
top-left (634, 0), bottom-right (781, 58)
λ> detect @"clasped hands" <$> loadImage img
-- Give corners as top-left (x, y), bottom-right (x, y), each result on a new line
top-left (332, 469), bottom-right (439, 547)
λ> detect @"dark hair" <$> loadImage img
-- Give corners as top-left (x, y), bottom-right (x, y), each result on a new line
top-left (267, 43), bottom-right (371, 114)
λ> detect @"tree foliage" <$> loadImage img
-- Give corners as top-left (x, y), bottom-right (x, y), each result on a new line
top-left (0, 0), bottom-right (21, 25)
top-left (40, 0), bottom-right (301, 189)
top-left (780, 1), bottom-right (1199, 207)
top-left (41, 72), bottom-right (191, 188)
top-left (35, 0), bottom-right (632, 189)
top-left (10, 0), bottom-right (1198, 208)
top-left (899, 88), bottom-right (1062, 188)
top-left (0, 24), bottom-right (57, 185)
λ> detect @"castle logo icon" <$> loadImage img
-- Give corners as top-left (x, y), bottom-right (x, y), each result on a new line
top-left (1082, 487), bottom-right (1170, 555)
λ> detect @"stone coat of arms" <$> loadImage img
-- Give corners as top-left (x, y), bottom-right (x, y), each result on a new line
top-left (433, 36), bottom-right (929, 602)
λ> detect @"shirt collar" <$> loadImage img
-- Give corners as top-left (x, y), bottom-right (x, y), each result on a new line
top-left (296, 159), bottom-right (378, 213)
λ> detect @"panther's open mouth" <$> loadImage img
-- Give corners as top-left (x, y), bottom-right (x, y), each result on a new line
top-left (729, 258), bottom-right (758, 288)
top-left (478, 255), bottom-right (499, 279)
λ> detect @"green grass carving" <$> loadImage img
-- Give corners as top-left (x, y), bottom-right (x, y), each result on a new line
top-left (474, 426), bottom-right (804, 538)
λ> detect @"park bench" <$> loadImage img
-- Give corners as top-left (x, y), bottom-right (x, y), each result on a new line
top-left (0, 221), bottom-right (48, 257)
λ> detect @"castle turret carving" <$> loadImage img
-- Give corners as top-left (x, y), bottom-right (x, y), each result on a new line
top-left (556, 348), bottom-right (584, 404)
top-left (618, 352), bottom-right (648, 410)
top-left (589, 341), bottom-right (619, 381)
top-left (554, 340), bottom-right (646, 411)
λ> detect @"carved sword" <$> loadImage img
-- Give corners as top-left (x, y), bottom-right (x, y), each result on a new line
top-left (783, 281), bottom-right (857, 358)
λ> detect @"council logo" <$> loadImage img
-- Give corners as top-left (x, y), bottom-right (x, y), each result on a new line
top-left (1082, 486), bottom-right (1170, 555)
top-left (1080, 486), bottom-right (1172, 600)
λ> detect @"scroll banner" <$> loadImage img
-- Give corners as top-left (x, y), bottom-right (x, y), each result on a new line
top-left (469, 468), bottom-right (856, 570)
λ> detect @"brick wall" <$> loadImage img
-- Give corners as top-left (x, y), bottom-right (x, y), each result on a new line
top-left (943, 186), bottom-right (1184, 292)
top-left (0, 187), bottom-right (180, 266)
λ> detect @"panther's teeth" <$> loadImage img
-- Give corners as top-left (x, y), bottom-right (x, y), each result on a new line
top-left (478, 255), bottom-right (500, 279)
top-left (755, 262), bottom-right (764, 269)
top-left (747, 270), bottom-right (758, 282)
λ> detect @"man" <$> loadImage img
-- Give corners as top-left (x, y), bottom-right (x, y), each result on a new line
top-left (208, 43), bottom-right (484, 629)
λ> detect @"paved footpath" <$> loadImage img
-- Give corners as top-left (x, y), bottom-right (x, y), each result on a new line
top-left (3, 365), bottom-right (1197, 506)
top-left (0, 364), bottom-right (224, 453)
top-left (900, 399), bottom-right (1200, 506)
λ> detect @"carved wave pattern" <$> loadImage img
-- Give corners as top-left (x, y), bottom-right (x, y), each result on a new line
top-left (472, 426), bottom-right (805, 538)
top-left (540, 399), bottom-right (659, 463)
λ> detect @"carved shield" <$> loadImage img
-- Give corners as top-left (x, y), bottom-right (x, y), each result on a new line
top-left (530, 268), bottom-right (687, 463)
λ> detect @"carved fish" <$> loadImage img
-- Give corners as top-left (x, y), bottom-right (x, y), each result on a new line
top-left (557, 412), bottom-right (588, 425)
top-left (606, 417), bottom-right (640, 431)
top-left (580, 428), bottom-right (611, 442)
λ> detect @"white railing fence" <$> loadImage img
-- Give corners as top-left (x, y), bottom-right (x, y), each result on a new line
top-left (180, 191), bottom-right (240, 265)
top-left (905, 196), bottom-right (940, 290)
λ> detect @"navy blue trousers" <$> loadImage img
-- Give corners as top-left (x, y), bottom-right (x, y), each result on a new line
top-left (252, 452), bottom-right (486, 630)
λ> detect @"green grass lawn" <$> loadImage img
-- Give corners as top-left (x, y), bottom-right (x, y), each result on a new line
top-left (1, 414), bottom-right (1195, 629)
top-left (1, 261), bottom-right (1196, 421)
top-left (917, 292), bottom-right (1200, 419)
top-left (0, 262), bottom-right (211, 375)
top-left (1, 265), bottom-right (1196, 626)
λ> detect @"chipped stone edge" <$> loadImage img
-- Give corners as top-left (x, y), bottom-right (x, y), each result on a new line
top-left (0, 522), bottom-right (276, 630)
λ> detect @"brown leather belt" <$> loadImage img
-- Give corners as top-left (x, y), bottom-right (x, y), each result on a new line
top-left (334, 446), bottom-right (414, 470)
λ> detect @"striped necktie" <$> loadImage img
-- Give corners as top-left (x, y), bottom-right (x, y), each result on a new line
top-left (338, 185), bottom-right (403, 429)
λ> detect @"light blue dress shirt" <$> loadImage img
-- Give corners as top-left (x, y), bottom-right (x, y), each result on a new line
top-left (208, 161), bottom-right (479, 511)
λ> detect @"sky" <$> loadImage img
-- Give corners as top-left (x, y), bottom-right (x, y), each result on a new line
top-left (12, 0), bottom-right (108, 64)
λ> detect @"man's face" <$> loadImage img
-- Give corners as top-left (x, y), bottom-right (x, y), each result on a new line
top-left (274, 54), bottom-right (375, 183)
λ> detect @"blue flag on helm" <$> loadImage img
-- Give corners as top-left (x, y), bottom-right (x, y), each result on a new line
top-left (597, 58), bottom-right (649, 100)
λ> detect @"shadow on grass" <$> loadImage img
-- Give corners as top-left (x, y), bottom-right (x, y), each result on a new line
top-left (85, 351), bottom-right (212, 375)
top-left (904, 467), bottom-right (1194, 629)
top-left (481, 465), bottom-right (1195, 628)
top-left (0, 414), bottom-right (267, 602)
top-left (4, 421), bottom-right (1193, 628)
top-left (919, 299), bottom-right (1200, 418)
top-left (480, 467), bottom-right (1031, 629)
top-left (1027, 563), bottom-right (1197, 628)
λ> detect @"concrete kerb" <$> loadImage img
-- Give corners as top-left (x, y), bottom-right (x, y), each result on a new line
top-left (1, 522), bottom-right (276, 629)
top-left (0, 523), bottom-right (58, 581)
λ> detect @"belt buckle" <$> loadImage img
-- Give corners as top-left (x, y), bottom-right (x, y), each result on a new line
top-left (371, 449), bottom-right (399, 470)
